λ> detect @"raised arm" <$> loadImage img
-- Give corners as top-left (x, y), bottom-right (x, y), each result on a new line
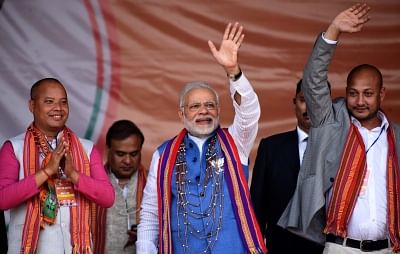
top-left (303, 3), bottom-right (371, 127)
top-left (209, 22), bottom-right (260, 164)
top-left (208, 22), bottom-right (244, 105)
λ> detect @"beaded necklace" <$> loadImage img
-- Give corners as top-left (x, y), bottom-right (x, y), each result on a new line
top-left (175, 135), bottom-right (225, 254)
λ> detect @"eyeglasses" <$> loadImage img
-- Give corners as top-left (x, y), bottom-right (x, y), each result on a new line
top-left (182, 102), bottom-right (218, 112)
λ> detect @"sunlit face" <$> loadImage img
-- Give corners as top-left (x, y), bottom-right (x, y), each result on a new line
top-left (29, 82), bottom-right (69, 137)
top-left (293, 91), bottom-right (310, 133)
top-left (107, 135), bottom-right (142, 180)
top-left (179, 88), bottom-right (220, 138)
top-left (346, 69), bottom-right (385, 129)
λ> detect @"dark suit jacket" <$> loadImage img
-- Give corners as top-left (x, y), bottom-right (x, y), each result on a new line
top-left (250, 130), bottom-right (323, 254)
top-left (0, 210), bottom-right (7, 254)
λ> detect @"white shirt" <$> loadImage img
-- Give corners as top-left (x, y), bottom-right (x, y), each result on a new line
top-left (346, 111), bottom-right (389, 241)
top-left (136, 73), bottom-right (260, 253)
top-left (296, 126), bottom-right (308, 166)
top-left (326, 111), bottom-right (389, 241)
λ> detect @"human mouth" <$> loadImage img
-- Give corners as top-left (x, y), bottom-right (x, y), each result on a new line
top-left (121, 167), bottom-right (134, 172)
top-left (354, 107), bottom-right (368, 113)
top-left (195, 117), bottom-right (212, 125)
top-left (50, 114), bottom-right (63, 120)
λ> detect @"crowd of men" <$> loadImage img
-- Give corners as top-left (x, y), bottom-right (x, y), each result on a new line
top-left (1, 3), bottom-right (399, 254)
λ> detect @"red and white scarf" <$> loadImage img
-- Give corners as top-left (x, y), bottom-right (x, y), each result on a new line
top-left (324, 123), bottom-right (400, 252)
top-left (21, 123), bottom-right (96, 254)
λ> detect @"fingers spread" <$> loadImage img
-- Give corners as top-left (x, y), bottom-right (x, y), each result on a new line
top-left (223, 23), bottom-right (232, 40)
top-left (351, 3), bottom-right (370, 19)
top-left (228, 22), bottom-right (239, 40)
top-left (233, 25), bottom-right (243, 43)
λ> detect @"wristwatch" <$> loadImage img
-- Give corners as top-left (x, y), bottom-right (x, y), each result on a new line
top-left (227, 70), bottom-right (242, 81)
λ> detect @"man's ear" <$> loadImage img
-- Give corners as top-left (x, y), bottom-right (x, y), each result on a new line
top-left (28, 99), bottom-right (34, 113)
top-left (178, 109), bottom-right (184, 122)
top-left (380, 87), bottom-right (386, 102)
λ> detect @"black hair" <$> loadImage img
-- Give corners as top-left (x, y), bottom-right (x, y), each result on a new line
top-left (295, 79), bottom-right (303, 95)
top-left (106, 120), bottom-right (144, 148)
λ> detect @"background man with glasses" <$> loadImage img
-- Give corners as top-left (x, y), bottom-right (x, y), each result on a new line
top-left (136, 22), bottom-right (267, 254)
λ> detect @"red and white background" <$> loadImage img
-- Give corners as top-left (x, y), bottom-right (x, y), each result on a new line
top-left (0, 0), bottom-right (399, 170)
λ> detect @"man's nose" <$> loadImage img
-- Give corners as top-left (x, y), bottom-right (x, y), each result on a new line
top-left (198, 105), bottom-right (209, 113)
top-left (122, 155), bottom-right (132, 164)
top-left (54, 101), bottom-right (62, 110)
top-left (356, 95), bottom-right (365, 105)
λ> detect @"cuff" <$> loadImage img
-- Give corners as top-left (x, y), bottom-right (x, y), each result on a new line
top-left (322, 32), bottom-right (338, 45)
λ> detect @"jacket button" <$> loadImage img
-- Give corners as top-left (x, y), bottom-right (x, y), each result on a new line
top-left (192, 157), bottom-right (197, 163)
top-left (330, 177), bottom-right (334, 183)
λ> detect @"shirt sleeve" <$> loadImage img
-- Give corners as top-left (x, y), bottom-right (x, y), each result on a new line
top-left (228, 72), bottom-right (261, 165)
top-left (136, 150), bottom-right (160, 254)
top-left (74, 146), bottom-right (115, 208)
top-left (321, 32), bottom-right (338, 45)
top-left (0, 141), bottom-right (40, 210)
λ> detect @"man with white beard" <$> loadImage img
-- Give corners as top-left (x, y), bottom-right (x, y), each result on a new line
top-left (136, 22), bottom-right (266, 254)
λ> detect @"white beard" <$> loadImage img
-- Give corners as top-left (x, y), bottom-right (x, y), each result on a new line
top-left (183, 115), bottom-right (219, 138)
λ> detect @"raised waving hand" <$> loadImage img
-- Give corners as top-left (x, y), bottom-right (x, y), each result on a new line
top-left (325, 3), bottom-right (371, 40)
top-left (208, 22), bottom-right (244, 76)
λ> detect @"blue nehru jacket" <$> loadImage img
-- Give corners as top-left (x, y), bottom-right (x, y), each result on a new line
top-left (157, 134), bottom-right (248, 254)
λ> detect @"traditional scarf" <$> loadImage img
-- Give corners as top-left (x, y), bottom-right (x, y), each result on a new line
top-left (135, 165), bottom-right (148, 225)
top-left (157, 128), bottom-right (267, 254)
top-left (21, 123), bottom-right (95, 254)
top-left (93, 164), bottom-right (148, 254)
top-left (324, 123), bottom-right (400, 252)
